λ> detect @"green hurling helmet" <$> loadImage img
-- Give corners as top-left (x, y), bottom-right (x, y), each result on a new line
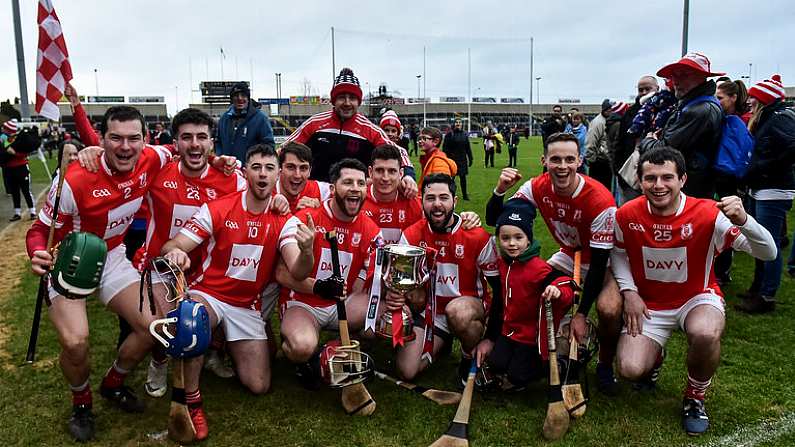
top-left (51, 232), bottom-right (108, 299)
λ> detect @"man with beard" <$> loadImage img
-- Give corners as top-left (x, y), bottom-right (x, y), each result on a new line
top-left (612, 147), bottom-right (775, 435)
top-left (216, 82), bottom-right (275, 163)
top-left (273, 142), bottom-right (331, 213)
top-left (274, 158), bottom-right (382, 389)
top-left (387, 174), bottom-right (500, 385)
top-left (442, 119), bottom-right (473, 200)
top-left (639, 52), bottom-right (724, 199)
top-left (283, 68), bottom-right (417, 199)
top-left (362, 145), bottom-right (481, 245)
top-left (485, 132), bottom-right (621, 395)
top-left (161, 144), bottom-right (315, 440)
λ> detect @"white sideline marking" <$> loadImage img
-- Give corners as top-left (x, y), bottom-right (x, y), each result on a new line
top-left (698, 413), bottom-right (795, 447)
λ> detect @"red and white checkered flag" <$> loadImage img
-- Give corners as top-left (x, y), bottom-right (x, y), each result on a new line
top-left (35, 0), bottom-right (73, 121)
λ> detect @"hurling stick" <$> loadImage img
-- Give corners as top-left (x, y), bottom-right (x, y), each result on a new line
top-left (167, 359), bottom-right (196, 443)
top-left (562, 251), bottom-right (586, 418)
top-left (374, 371), bottom-right (462, 406)
top-left (25, 148), bottom-right (68, 363)
top-left (326, 231), bottom-right (376, 416)
top-left (429, 360), bottom-right (476, 447)
top-left (542, 298), bottom-right (570, 441)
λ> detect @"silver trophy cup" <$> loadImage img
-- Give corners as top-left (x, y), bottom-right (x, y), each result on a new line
top-left (376, 244), bottom-right (429, 341)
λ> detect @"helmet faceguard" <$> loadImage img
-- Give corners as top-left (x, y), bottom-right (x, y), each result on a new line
top-left (319, 339), bottom-right (373, 388)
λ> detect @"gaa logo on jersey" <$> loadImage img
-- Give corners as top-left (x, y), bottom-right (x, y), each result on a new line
top-left (455, 244), bottom-right (464, 258)
top-left (138, 172), bottom-right (147, 187)
top-left (206, 188), bottom-right (217, 200)
top-left (542, 196), bottom-right (554, 207)
top-left (680, 223), bottom-right (693, 240)
top-left (351, 232), bottom-right (362, 247)
top-left (399, 209), bottom-right (406, 223)
top-left (92, 188), bottom-right (112, 198)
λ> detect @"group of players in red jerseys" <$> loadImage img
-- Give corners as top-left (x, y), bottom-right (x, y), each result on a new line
top-left (25, 104), bottom-right (776, 442)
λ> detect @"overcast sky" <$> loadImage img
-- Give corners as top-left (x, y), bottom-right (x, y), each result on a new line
top-left (1, 0), bottom-right (793, 116)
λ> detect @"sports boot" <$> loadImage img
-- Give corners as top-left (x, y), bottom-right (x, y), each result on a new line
top-left (204, 349), bottom-right (235, 378)
top-left (596, 362), bottom-right (620, 396)
top-left (189, 404), bottom-right (210, 441)
top-left (682, 397), bottom-right (710, 435)
top-left (633, 348), bottom-right (665, 391)
top-left (144, 359), bottom-right (168, 398)
top-left (68, 404), bottom-right (95, 442)
top-left (734, 294), bottom-right (775, 314)
top-left (100, 385), bottom-right (145, 413)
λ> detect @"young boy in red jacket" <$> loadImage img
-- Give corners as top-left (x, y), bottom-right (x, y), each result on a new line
top-left (474, 200), bottom-right (575, 391)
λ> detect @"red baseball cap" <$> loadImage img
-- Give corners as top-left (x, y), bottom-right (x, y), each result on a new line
top-left (657, 52), bottom-right (725, 78)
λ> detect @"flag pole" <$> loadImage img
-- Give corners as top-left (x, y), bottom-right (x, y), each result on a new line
top-left (12, 0), bottom-right (31, 119)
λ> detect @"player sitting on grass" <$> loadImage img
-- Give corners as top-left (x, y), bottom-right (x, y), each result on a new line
top-left (612, 146), bottom-right (776, 435)
top-left (474, 200), bottom-right (575, 392)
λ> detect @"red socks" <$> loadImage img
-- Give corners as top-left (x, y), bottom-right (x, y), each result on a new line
top-left (685, 374), bottom-right (711, 401)
top-left (186, 389), bottom-right (202, 408)
top-left (70, 380), bottom-right (92, 407)
top-left (101, 361), bottom-right (129, 389)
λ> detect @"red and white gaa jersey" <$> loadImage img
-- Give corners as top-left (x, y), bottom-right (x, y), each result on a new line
top-left (512, 173), bottom-right (616, 265)
top-left (400, 216), bottom-right (499, 314)
top-left (181, 191), bottom-right (299, 309)
top-left (361, 185), bottom-right (424, 244)
top-left (273, 178), bottom-right (331, 213)
top-left (138, 162), bottom-right (246, 270)
top-left (288, 200), bottom-right (382, 308)
top-left (613, 194), bottom-right (740, 310)
top-left (39, 146), bottom-right (171, 250)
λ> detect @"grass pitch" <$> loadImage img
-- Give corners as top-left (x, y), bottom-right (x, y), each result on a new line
top-left (1, 139), bottom-right (795, 446)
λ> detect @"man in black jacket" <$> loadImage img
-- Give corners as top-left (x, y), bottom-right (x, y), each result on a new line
top-left (611, 76), bottom-right (659, 205)
top-left (639, 53), bottom-right (724, 199)
top-left (540, 105), bottom-right (566, 149)
top-left (442, 119), bottom-right (473, 200)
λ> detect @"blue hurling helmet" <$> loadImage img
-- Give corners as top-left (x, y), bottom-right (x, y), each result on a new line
top-left (149, 298), bottom-right (210, 358)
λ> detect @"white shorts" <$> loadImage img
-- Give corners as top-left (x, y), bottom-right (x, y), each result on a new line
top-left (622, 293), bottom-right (725, 347)
top-left (191, 290), bottom-right (267, 342)
top-left (547, 251), bottom-right (591, 279)
top-left (49, 243), bottom-right (140, 306)
top-left (283, 300), bottom-right (339, 330)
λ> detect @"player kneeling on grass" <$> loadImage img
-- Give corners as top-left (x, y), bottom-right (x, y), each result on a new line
top-left (612, 147), bottom-right (776, 436)
top-left (473, 200), bottom-right (575, 392)
top-left (275, 158), bottom-right (382, 389)
top-left (384, 174), bottom-right (501, 386)
top-left (160, 144), bottom-right (315, 441)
